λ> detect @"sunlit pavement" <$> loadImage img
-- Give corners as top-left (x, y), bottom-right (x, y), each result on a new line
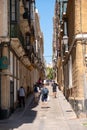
top-left (0, 85), bottom-right (87, 130)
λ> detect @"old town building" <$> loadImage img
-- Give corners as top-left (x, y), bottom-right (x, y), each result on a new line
top-left (0, 0), bottom-right (45, 119)
top-left (53, 0), bottom-right (87, 116)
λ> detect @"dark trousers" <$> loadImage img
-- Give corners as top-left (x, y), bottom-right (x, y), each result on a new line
top-left (19, 96), bottom-right (25, 107)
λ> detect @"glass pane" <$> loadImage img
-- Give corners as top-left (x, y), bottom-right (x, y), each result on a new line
top-left (12, 6), bottom-right (15, 13)
top-left (12, 0), bottom-right (15, 5)
top-left (63, 3), bottom-right (67, 12)
top-left (12, 13), bottom-right (16, 21)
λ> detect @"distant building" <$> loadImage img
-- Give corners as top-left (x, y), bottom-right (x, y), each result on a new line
top-left (46, 62), bottom-right (53, 68)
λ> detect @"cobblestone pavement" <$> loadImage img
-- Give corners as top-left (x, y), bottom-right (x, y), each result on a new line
top-left (0, 85), bottom-right (87, 130)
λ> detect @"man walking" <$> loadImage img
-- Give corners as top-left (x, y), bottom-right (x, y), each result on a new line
top-left (19, 86), bottom-right (26, 107)
top-left (52, 81), bottom-right (58, 98)
top-left (41, 80), bottom-right (49, 107)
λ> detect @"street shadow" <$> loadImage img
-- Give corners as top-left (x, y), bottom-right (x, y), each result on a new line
top-left (0, 107), bottom-right (37, 130)
top-left (0, 95), bottom-right (40, 130)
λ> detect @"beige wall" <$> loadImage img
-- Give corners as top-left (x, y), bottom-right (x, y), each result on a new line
top-left (67, 0), bottom-right (87, 99)
top-left (0, 0), bottom-right (44, 119)
top-left (0, 0), bottom-right (8, 37)
top-left (81, 0), bottom-right (87, 32)
top-left (65, 1), bottom-right (87, 114)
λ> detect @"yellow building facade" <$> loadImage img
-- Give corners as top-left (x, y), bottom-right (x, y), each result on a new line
top-left (66, 0), bottom-right (87, 115)
top-left (53, 0), bottom-right (87, 116)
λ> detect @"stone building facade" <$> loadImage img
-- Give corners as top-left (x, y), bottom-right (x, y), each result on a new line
top-left (53, 0), bottom-right (87, 116)
top-left (66, 0), bottom-right (87, 115)
top-left (0, 0), bottom-right (45, 119)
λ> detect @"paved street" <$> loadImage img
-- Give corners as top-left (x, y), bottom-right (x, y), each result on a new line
top-left (0, 85), bottom-right (87, 130)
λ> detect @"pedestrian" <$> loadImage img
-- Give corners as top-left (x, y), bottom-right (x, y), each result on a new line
top-left (33, 83), bottom-right (40, 104)
top-left (38, 77), bottom-right (43, 90)
top-left (19, 86), bottom-right (26, 107)
top-left (52, 81), bottom-right (58, 98)
top-left (41, 80), bottom-right (49, 107)
top-left (38, 77), bottom-right (42, 84)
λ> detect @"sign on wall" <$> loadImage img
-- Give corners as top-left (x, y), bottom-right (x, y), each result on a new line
top-left (0, 56), bottom-right (8, 69)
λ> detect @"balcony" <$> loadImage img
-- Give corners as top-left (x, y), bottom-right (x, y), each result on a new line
top-left (10, 24), bottom-right (24, 46)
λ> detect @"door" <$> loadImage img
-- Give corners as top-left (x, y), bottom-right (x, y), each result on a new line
top-left (10, 80), bottom-right (14, 112)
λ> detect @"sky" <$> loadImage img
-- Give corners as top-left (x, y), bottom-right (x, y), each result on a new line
top-left (36, 0), bottom-right (55, 64)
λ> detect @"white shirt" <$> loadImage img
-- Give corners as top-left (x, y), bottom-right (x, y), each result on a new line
top-left (19, 87), bottom-right (25, 97)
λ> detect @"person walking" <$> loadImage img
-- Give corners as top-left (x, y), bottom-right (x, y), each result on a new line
top-left (33, 83), bottom-right (40, 104)
top-left (19, 86), bottom-right (26, 107)
top-left (41, 80), bottom-right (49, 107)
top-left (37, 77), bottom-right (43, 90)
top-left (52, 81), bottom-right (58, 98)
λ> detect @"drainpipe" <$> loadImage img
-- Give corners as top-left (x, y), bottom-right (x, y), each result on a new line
top-left (65, 33), bottom-right (87, 62)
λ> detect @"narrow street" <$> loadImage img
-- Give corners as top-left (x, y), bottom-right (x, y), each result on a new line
top-left (0, 85), bottom-right (87, 130)
top-left (0, 1), bottom-right (87, 129)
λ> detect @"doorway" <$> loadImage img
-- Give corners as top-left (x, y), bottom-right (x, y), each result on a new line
top-left (10, 80), bottom-right (14, 112)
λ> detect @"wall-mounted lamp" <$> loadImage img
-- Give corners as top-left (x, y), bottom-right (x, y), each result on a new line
top-left (84, 54), bottom-right (87, 62)
top-left (63, 35), bottom-right (68, 53)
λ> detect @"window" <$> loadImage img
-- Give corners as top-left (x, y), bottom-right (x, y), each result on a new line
top-left (62, 1), bottom-right (67, 13)
top-left (10, 0), bottom-right (18, 22)
top-left (30, 2), bottom-right (35, 20)
top-left (59, 0), bottom-right (68, 22)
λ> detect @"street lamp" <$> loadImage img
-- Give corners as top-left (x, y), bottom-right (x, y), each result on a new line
top-left (63, 35), bottom-right (68, 53)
